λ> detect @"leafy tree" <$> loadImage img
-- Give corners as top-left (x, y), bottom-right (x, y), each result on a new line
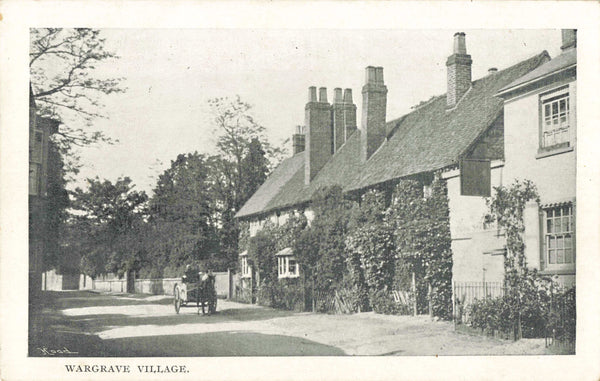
top-left (208, 97), bottom-right (282, 269)
top-left (239, 138), bottom-right (270, 207)
top-left (68, 177), bottom-right (148, 277)
top-left (147, 153), bottom-right (220, 274)
top-left (30, 28), bottom-right (125, 170)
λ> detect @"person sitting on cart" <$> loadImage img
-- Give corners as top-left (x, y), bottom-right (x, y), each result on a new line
top-left (182, 263), bottom-right (200, 284)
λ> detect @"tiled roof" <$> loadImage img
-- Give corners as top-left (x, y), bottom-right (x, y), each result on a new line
top-left (499, 48), bottom-right (575, 94)
top-left (236, 51), bottom-right (550, 219)
top-left (235, 152), bottom-right (305, 218)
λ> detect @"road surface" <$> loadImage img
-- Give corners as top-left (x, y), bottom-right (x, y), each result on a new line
top-left (30, 290), bottom-right (551, 356)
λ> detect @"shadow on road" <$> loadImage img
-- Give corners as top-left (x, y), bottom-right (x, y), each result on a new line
top-left (103, 331), bottom-right (345, 356)
top-left (30, 291), bottom-right (327, 357)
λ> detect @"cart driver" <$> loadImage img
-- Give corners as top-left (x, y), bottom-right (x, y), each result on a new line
top-left (182, 264), bottom-right (200, 284)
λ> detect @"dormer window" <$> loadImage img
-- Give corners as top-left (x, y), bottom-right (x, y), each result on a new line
top-left (540, 86), bottom-right (572, 150)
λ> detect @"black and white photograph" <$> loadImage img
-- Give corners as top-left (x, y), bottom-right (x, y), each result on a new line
top-left (1, 1), bottom-right (599, 381)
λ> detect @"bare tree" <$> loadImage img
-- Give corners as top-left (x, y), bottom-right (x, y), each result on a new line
top-left (30, 28), bottom-right (125, 163)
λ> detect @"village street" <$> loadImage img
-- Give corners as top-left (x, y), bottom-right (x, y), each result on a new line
top-left (30, 290), bottom-right (552, 357)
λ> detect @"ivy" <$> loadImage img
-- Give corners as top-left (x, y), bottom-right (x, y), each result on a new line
top-left (387, 177), bottom-right (453, 319)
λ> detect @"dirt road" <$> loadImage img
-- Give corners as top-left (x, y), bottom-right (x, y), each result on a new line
top-left (30, 291), bottom-right (550, 356)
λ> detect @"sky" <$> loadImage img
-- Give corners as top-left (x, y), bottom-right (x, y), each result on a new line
top-left (71, 29), bottom-right (563, 195)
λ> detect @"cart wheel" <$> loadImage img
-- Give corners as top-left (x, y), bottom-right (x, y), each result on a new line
top-left (174, 285), bottom-right (181, 314)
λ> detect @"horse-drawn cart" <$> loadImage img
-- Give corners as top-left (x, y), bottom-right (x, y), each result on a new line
top-left (173, 269), bottom-right (217, 315)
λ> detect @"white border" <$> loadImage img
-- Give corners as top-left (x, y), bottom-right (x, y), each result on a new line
top-left (1, 2), bottom-right (599, 381)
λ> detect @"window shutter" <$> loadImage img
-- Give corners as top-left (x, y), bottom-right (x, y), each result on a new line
top-left (460, 159), bottom-right (491, 197)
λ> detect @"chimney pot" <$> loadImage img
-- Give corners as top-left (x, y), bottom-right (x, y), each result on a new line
top-left (308, 86), bottom-right (317, 102)
top-left (375, 67), bottom-right (384, 84)
top-left (488, 67), bottom-right (498, 74)
top-left (365, 66), bottom-right (377, 84)
top-left (343, 88), bottom-right (353, 103)
top-left (333, 88), bottom-right (343, 104)
top-left (561, 29), bottom-right (577, 51)
top-left (453, 32), bottom-right (467, 54)
top-left (318, 87), bottom-right (328, 103)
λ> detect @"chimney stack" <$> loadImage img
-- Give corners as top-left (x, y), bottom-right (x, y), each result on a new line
top-left (292, 125), bottom-right (306, 155)
top-left (561, 29), bottom-right (577, 52)
top-left (446, 32), bottom-right (472, 108)
top-left (343, 88), bottom-right (357, 140)
top-left (361, 66), bottom-right (387, 162)
top-left (305, 87), bottom-right (332, 184)
top-left (488, 67), bottom-right (498, 75)
top-left (332, 88), bottom-right (345, 152)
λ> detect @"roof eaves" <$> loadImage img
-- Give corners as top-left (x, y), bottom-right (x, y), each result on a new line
top-left (496, 62), bottom-right (576, 98)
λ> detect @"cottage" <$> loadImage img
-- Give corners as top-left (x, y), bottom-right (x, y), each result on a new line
top-left (235, 31), bottom-right (574, 301)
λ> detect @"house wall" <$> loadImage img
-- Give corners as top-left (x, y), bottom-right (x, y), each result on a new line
top-left (503, 82), bottom-right (576, 204)
top-left (444, 162), bottom-right (505, 284)
top-left (502, 79), bottom-right (576, 286)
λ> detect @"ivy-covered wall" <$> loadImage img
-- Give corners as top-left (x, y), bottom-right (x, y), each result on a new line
top-left (237, 175), bottom-right (454, 319)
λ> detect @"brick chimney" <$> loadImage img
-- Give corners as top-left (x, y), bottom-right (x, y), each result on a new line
top-left (343, 88), bottom-right (357, 141)
top-left (361, 66), bottom-right (387, 162)
top-left (305, 86), bottom-right (332, 184)
top-left (332, 88), bottom-right (344, 152)
top-left (446, 32), bottom-right (472, 108)
top-left (561, 29), bottom-right (577, 51)
top-left (292, 125), bottom-right (306, 155)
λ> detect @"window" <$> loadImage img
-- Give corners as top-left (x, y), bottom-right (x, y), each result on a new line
top-left (240, 255), bottom-right (251, 278)
top-left (540, 88), bottom-right (571, 149)
top-left (29, 163), bottom-right (41, 196)
top-left (544, 204), bottom-right (575, 266)
top-left (31, 131), bottom-right (43, 163)
top-left (277, 256), bottom-right (299, 278)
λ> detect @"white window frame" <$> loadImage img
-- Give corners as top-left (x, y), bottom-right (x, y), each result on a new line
top-left (240, 256), bottom-right (251, 278)
top-left (540, 86), bottom-right (572, 150)
top-left (277, 256), bottom-right (300, 279)
top-left (543, 204), bottom-right (575, 268)
top-left (29, 162), bottom-right (41, 196)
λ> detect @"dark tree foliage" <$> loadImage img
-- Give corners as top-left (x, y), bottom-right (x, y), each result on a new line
top-left (147, 153), bottom-right (221, 275)
top-left (239, 138), bottom-right (269, 208)
top-left (68, 177), bottom-right (148, 277)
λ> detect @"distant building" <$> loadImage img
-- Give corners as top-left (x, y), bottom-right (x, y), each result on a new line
top-left (29, 87), bottom-right (59, 294)
top-left (235, 31), bottom-right (575, 298)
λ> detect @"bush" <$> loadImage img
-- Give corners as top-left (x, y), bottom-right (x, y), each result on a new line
top-left (468, 297), bottom-right (512, 335)
top-left (548, 286), bottom-right (576, 343)
top-left (257, 279), bottom-right (306, 311)
top-left (467, 285), bottom-right (576, 341)
top-left (370, 289), bottom-right (411, 315)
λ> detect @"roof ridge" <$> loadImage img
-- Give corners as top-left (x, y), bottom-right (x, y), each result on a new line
top-left (386, 50), bottom-right (550, 133)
